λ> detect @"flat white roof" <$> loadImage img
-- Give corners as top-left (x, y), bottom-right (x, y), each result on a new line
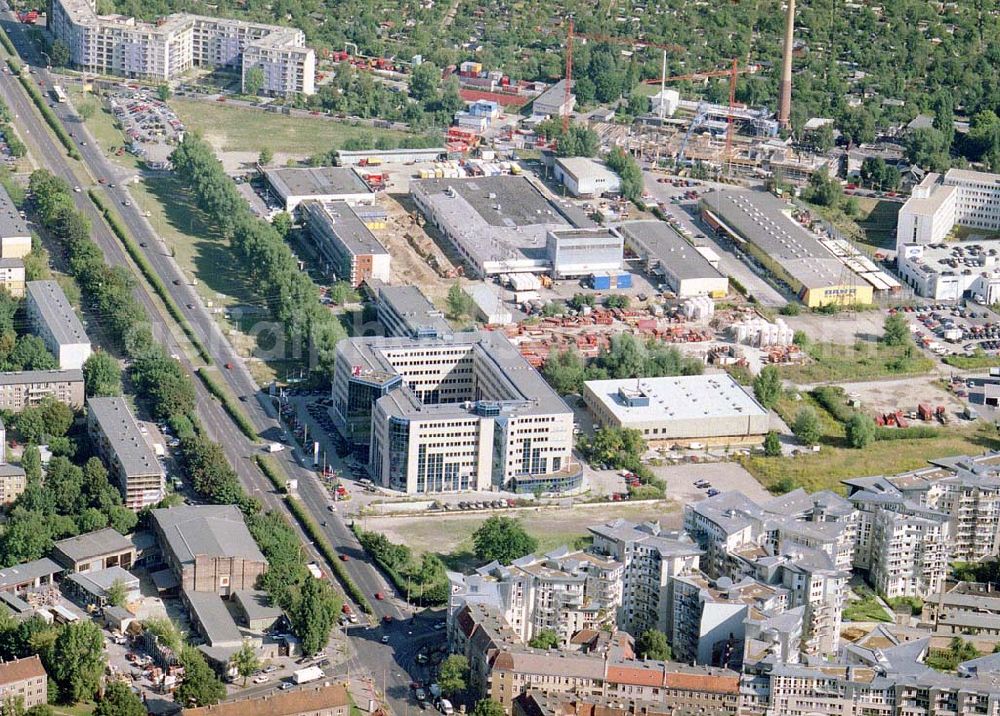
top-left (584, 374), bottom-right (768, 423)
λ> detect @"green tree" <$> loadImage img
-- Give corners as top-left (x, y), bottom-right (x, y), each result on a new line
top-left (15, 397), bottom-right (73, 444)
top-left (83, 351), bottom-right (122, 397)
top-left (290, 578), bottom-right (340, 656)
top-left (803, 169), bottom-right (843, 208)
top-left (837, 107), bottom-right (876, 147)
top-left (793, 406), bottom-right (822, 445)
top-left (763, 431), bottom-right (782, 456)
top-left (104, 579), bottom-right (128, 608)
top-left (471, 700), bottom-right (505, 716)
top-left (446, 281), bottom-right (472, 319)
top-left (244, 66), bottom-right (265, 96)
top-left (271, 212), bottom-right (292, 238)
top-left (882, 313), bottom-right (911, 347)
top-left (527, 629), bottom-right (559, 649)
top-left (472, 516), bottom-right (538, 564)
top-left (804, 123), bottom-right (834, 153)
top-left (258, 148), bottom-right (273, 166)
top-left (859, 157), bottom-right (900, 191)
top-left (48, 620), bottom-right (105, 702)
top-left (605, 147), bottom-right (643, 202)
top-left (230, 640), bottom-right (260, 687)
top-left (49, 40), bottom-right (70, 68)
top-left (906, 127), bottom-right (950, 171)
top-left (77, 102), bottom-right (96, 121)
top-left (752, 365), bottom-right (782, 409)
top-left (542, 348), bottom-right (586, 395)
top-left (635, 629), bottom-right (671, 660)
top-left (409, 62), bottom-right (441, 103)
top-left (175, 647), bottom-right (226, 707)
top-left (8, 335), bottom-right (57, 371)
top-left (438, 654), bottom-right (468, 696)
top-left (157, 84), bottom-right (171, 102)
top-left (94, 681), bottom-right (145, 716)
top-left (329, 281), bottom-right (360, 305)
top-left (846, 413), bottom-right (876, 449)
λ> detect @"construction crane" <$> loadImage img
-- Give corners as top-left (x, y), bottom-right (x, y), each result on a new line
top-left (677, 102), bottom-right (709, 166)
top-left (645, 59), bottom-right (758, 168)
top-left (561, 23), bottom-right (684, 133)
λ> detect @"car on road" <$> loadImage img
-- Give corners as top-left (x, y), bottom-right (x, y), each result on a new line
top-left (122, 200), bottom-right (131, 206)
top-left (383, 615), bottom-right (393, 624)
top-left (707, 488), bottom-right (720, 497)
top-left (73, 186), bottom-right (81, 192)
top-left (280, 682), bottom-right (294, 690)
top-left (433, 622), bottom-right (445, 631)
top-left (186, 303), bottom-right (195, 309)
top-left (264, 665), bottom-right (278, 673)
top-left (173, 279), bottom-right (181, 285)
top-left (339, 553), bottom-right (349, 561)
top-left (381, 635), bottom-right (390, 644)
top-left (252, 675), bottom-right (269, 684)
top-left (139, 242), bottom-right (147, 247)
top-left (375, 592), bottom-right (384, 600)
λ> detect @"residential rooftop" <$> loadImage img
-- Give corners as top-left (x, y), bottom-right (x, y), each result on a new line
top-left (26, 281), bottom-right (89, 346)
top-left (181, 682), bottom-right (350, 716)
top-left (0, 184), bottom-right (29, 239)
top-left (0, 368), bottom-right (83, 386)
top-left (87, 397), bottom-right (162, 479)
top-left (53, 528), bottom-right (132, 563)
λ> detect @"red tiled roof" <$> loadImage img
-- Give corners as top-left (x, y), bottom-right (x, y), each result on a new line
top-left (0, 656), bottom-right (46, 684)
top-left (459, 89), bottom-right (530, 108)
top-left (182, 683), bottom-right (350, 716)
top-left (664, 672), bottom-right (739, 694)
top-left (606, 664), bottom-right (663, 688)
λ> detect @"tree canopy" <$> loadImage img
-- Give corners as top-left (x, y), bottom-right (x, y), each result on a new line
top-left (472, 516), bottom-right (538, 564)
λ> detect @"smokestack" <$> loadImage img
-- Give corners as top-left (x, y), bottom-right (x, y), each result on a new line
top-left (778, 0), bottom-right (795, 128)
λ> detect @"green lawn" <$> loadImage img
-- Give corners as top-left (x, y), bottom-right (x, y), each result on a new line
top-left (843, 593), bottom-right (892, 623)
top-left (52, 704), bottom-right (96, 716)
top-left (778, 340), bottom-right (935, 383)
top-left (169, 99), bottom-right (410, 155)
top-left (741, 423), bottom-right (1000, 494)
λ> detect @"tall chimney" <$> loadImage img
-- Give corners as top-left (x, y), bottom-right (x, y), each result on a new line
top-left (778, 0), bottom-right (795, 128)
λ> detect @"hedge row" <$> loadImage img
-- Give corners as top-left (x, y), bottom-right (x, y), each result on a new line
top-left (284, 495), bottom-right (373, 614)
top-left (13, 63), bottom-right (80, 159)
top-left (196, 367), bottom-right (258, 442)
top-left (255, 454), bottom-right (286, 491)
top-left (0, 26), bottom-right (15, 55)
top-left (88, 189), bottom-right (211, 363)
top-left (874, 426), bottom-right (940, 441)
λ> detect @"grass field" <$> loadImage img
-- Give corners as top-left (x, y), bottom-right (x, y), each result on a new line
top-left (778, 340), bottom-right (935, 383)
top-left (854, 197), bottom-right (900, 249)
top-left (363, 502), bottom-right (679, 572)
top-left (170, 99), bottom-right (410, 155)
top-left (741, 419), bottom-right (1000, 494)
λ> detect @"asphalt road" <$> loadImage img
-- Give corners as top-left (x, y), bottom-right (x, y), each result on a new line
top-left (0, 20), bottom-right (425, 714)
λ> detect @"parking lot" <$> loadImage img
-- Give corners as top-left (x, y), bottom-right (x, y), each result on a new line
top-left (890, 303), bottom-right (1000, 357)
top-left (107, 87), bottom-right (185, 167)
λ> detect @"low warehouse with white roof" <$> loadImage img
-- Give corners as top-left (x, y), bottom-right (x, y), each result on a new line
top-left (582, 374), bottom-right (770, 444)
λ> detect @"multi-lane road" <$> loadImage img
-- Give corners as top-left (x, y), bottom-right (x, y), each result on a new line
top-left (0, 18), bottom-right (429, 714)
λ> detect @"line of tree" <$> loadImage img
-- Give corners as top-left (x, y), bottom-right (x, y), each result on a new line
top-left (26, 169), bottom-right (342, 661)
top-left (605, 148), bottom-right (643, 203)
top-left (170, 136), bottom-right (346, 375)
top-left (355, 527), bottom-right (449, 604)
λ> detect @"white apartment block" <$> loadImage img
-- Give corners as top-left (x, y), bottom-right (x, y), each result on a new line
top-left (448, 548), bottom-right (623, 647)
top-left (50, 0), bottom-right (314, 96)
top-left (25, 281), bottom-right (91, 370)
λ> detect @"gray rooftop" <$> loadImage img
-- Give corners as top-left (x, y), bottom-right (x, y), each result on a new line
top-left (152, 505), bottom-right (266, 565)
top-left (264, 166), bottom-right (373, 201)
top-left (372, 281), bottom-right (452, 339)
top-left (584, 374), bottom-right (768, 423)
top-left (26, 281), bottom-right (90, 347)
top-left (0, 184), bottom-right (29, 239)
top-left (184, 589), bottom-right (244, 647)
top-left (301, 200), bottom-right (389, 258)
top-left (87, 397), bottom-right (162, 479)
top-left (233, 589), bottom-right (284, 622)
top-left (53, 528), bottom-right (133, 564)
top-left (0, 368), bottom-right (83, 386)
top-left (706, 190), bottom-right (864, 290)
top-left (65, 565), bottom-right (137, 595)
top-left (0, 558), bottom-right (61, 590)
top-left (338, 331), bottom-right (570, 420)
top-left (618, 221), bottom-right (726, 281)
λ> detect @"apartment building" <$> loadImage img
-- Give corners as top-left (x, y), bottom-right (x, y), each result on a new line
top-left (449, 547), bottom-right (623, 646)
top-left (25, 281), bottom-right (92, 370)
top-left (0, 184), bottom-right (31, 259)
top-left (300, 201), bottom-right (391, 287)
top-left (0, 258), bottom-right (25, 298)
top-left (49, 0), bottom-right (315, 96)
top-left (0, 418), bottom-right (25, 506)
top-left (86, 397), bottom-right (165, 510)
top-left (0, 369), bottom-right (84, 412)
top-left (0, 656), bottom-right (48, 711)
top-left (332, 332), bottom-right (578, 494)
top-left (844, 476), bottom-right (952, 598)
top-left (897, 168), bottom-right (1000, 246)
top-left (587, 519), bottom-right (702, 637)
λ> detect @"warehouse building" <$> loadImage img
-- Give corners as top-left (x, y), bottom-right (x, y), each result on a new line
top-left (619, 221), bottom-right (729, 298)
top-left (583, 374), bottom-right (770, 445)
top-left (264, 166), bottom-right (377, 213)
top-left (300, 201), bottom-right (391, 287)
top-left (370, 281), bottom-right (452, 339)
top-left (545, 228), bottom-right (624, 279)
top-left (335, 148), bottom-right (446, 167)
top-left (64, 566), bottom-right (140, 608)
top-left (553, 158), bottom-right (621, 198)
top-left (332, 332), bottom-right (579, 494)
top-left (0, 185), bottom-right (31, 259)
top-left (25, 281), bottom-right (92, 370)
top-left (49, 0), bottom-right (315, 96)
top-left (52, 528), bottom-right (136, 574)
top-left (0, 369), bottom-right (84, 412)
top-left (897, 168), bottom-right (1000, 247)
top-left (702, 191), bottom-right (873, 308)
top-left (411, 176), bottom-right (577, 277)
top-left (87, 397), bottom-right (165, 511)
top-left (466, 284), bottom-right (514, 325)
top-left (532, 79), bottom-right (575, 119)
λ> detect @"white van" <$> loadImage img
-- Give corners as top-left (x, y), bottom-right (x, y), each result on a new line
top-left (438, 699), bottom-right (454, 716)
